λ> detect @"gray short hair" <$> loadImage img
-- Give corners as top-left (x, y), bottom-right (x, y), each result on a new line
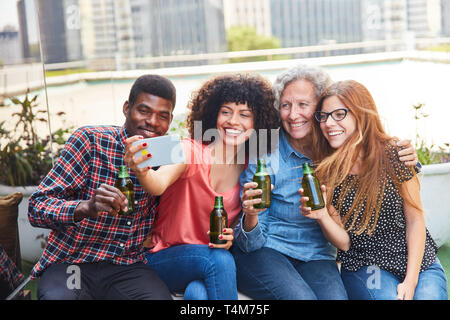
top-left (272, 64), bottom-right (333, 110)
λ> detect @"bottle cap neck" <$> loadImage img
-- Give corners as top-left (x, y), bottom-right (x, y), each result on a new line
top-left (302, 163), bottom-right (313, 175)
top-left (118, 165), bottom-right (129, 178)
top-left (214, 196), bottom-right (224, 208)
top-left (255, 159), bottom-right (268, 175)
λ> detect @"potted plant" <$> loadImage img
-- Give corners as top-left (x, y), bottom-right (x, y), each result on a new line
top-left (0, 93), bottom-right (73, 262)
top-left (413, 103), bottom-right (450, 247)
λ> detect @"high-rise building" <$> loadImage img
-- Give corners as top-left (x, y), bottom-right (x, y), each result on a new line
top-left (35, 0), bottom-right (83, 64)
top-left (442, 0), bottom-right (450, 36)
top-left (362, 0), bottom-right (408, 51)
top-left (0, 30), bottom-right (23, 65)
top-left (36, 0), bottom-right (66, 64)
top-left (130, 0), bottom-right (227, 67)
top-left (269, 0), bottom-right (409, 56)
top-left (129, 0), bottom-right (152, 59)
top-left (79, 0), bottom-right (135, 70)
top-left (406, 0), bottom-right (441, 38)
top-left (17, 0), bottom-right (40, 63)
top-left (270, 0), bottom-right (364, 55)
top-left (17, 0), bottom-right (30, 62)
top-left (223, 0), bottom-right (272, 37)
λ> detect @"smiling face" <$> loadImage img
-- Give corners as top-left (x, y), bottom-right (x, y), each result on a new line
top-left (279, 79), bottom-right (317, 145)
top-left (123, 92), bottom-right (174, 139)
top-left (216, 102), bottom-right (254, 147)
top-left (319, 95), bottom-right (356, 149)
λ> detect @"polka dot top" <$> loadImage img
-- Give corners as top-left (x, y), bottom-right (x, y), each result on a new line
top-left (333, 143), bottom-right (438, 280)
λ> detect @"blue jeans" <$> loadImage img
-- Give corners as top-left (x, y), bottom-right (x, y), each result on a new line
top-left (341, 259), bottom-right (448, 300)
top-left (145, 244), bottom-right (238, 300)
top-left (231, 246), bottom-right (348, 300)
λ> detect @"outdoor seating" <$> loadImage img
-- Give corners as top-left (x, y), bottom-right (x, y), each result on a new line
top-left (0, 192), bottom-right (31, 300)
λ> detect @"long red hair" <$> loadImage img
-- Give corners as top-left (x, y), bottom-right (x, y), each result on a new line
top-left (311, 80), bottom-right (419, 236)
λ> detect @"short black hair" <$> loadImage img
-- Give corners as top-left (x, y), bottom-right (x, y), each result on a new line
top-left (128, 74), bottom-right (177, 110)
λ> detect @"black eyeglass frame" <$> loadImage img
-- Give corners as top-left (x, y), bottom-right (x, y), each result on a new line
top-left (314, 108), bottom-right (349, 123)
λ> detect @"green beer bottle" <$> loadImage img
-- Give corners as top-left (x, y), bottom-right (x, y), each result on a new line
top-left (209, 196), bottom-right (228, 244)
top-left (301, 163), bottom-right (325, 211)
top-left (115, 165), bottom-right (134, 215)
top-left (252, 159), bottom-right (271, 209)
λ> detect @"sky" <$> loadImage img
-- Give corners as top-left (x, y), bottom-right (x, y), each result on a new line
top-left (0, 0), bottom-right (37, 42)
top-left (0, 0), bottom-right (19, 30)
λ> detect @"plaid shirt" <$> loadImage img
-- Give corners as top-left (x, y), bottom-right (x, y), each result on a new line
top-left (28, 126), bottom-right (158, 279)
top-left (0, 244), bottom-right (25, 291)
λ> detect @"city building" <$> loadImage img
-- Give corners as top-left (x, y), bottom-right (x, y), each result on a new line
top-left (17, 0), bottom-right (40, 63)
top-left (442, 0), bottom-right (450, 36)
top-left (130, 0), bottom-right (227, 67)
top-left (223, 0), bottom-right (272, 37)
top-left (17, 0), bottom-right (30, 62)
top-left (78, 0), bottom-right (135, 70)
top-left (270, 0), bottom-right (364, 56)
top-left (12, 0), bottom-right (448, 70)
top-left (361, 0), bottom-right (408, 51)
top-left (0, 29), bottom-right (23, 65)
top-left (269, 0), bottom-right (410, 56)
top-left (35, 0), bottom-right (83, 64)
top-left (406, 0), bottom-right (441, 38)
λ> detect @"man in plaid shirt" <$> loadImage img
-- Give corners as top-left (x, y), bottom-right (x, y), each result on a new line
top-left (0, 244), bottom-right (25, 299)
top-left (28, 75), bottom-right (176, 300)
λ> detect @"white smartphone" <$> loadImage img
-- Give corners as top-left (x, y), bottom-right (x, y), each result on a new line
top-left (132, 134), bottom-right (185, 169)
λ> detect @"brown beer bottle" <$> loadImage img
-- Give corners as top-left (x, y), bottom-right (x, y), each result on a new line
top-left (301, 163), bottom-right (325, 211)
top-left (252, 159), bottom-right (271, 209)
top-left (115, 165), bottom-right (134, 215)
top-left (209, 196), bottom-right (228, 244)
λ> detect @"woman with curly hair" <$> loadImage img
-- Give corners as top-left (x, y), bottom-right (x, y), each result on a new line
top-left (124, 73), bottom-right (280, 300)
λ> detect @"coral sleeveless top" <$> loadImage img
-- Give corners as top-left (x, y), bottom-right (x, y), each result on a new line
top-left (148, 138), bottom-right (242, 253)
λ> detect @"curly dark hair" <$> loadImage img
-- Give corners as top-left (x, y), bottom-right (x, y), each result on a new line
top-left (187, 73), bottom-right (280, 157)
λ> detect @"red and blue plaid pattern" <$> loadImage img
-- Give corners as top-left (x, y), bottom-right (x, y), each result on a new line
top-left (28, 126), bottom-right (158, 279)
top-left (0, 244), bottom-right (24, 290)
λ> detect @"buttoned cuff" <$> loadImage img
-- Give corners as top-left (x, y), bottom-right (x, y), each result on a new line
top-left (58, 200), bottom-right (82, 227)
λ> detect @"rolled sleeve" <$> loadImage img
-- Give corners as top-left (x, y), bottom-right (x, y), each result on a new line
top-left (28, 128), bottom-right (91, 230)
top-left (234, 213), bottom-right (266, 253)
top-left (28, 196), bottom-right (81, 229)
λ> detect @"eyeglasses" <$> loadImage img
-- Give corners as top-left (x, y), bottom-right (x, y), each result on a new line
top-left (314, 108), bottom-right (348, 123)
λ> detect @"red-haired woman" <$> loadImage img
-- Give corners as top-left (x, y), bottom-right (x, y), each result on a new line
top-left (300, 80), bottom-right (448, 300)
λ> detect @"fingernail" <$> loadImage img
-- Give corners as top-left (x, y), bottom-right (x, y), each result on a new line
top-left (209, 244), bottom-right (214, 248)
top-left (223, 229), bottom-right (227, 233)
top-left (147, 166), bottom-right (151, 170)
top-left (219, 235), bottom-right (223, 239)
top-left (147, 153), bottom-right (152, 158)
top-left (142, 143), bottom-right (148, 147)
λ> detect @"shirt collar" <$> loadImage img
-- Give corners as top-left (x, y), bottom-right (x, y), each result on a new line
top-left (279, 128), bottom-right (310, 162)
top-left (119, 126), bottom-right (129, 147)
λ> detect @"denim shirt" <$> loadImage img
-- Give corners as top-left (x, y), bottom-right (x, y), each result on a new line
top-left (234, 129), bottom-right (337, 262)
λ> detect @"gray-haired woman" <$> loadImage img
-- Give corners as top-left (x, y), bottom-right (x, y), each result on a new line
top-left (231, 64), bottom-right (419, 300)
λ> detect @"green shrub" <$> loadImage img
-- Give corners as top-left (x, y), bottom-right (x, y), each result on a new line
top-left (0, 94), bottom-right (73, 186)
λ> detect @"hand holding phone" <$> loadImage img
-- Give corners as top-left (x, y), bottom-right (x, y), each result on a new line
top-left (131, 134), bottom-right (185, 169)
